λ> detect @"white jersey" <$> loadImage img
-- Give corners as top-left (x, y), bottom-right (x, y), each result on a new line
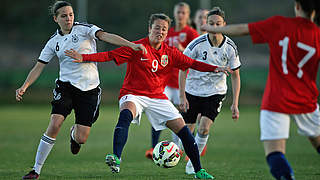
top-left (38, 22), bottom-right (102, 91)
top-left (183, 34), bottom-right (241, 97)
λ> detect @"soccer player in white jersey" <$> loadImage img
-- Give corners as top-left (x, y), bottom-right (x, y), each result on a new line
top-left (16, 1), bottom-right (145, 179)
top-left (179, 7), bottom-right (241, 174)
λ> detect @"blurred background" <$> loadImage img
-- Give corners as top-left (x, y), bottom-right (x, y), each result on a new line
top-left (0, 0), bottom-right (295, 105)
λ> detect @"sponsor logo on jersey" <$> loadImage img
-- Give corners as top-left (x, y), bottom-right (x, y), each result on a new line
top-left (72, 34), bottom-right (79, 43)
top-left (161, 55), bottom-right (168, 67)
top-left (179, 33), bottom-right (187, 42)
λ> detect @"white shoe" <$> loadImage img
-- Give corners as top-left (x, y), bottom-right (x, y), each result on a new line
top-left (185, 162), bottom-right (195, 175)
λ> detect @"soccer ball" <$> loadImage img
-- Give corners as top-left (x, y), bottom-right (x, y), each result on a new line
top-left (152, 141), bottom-right (181, 168)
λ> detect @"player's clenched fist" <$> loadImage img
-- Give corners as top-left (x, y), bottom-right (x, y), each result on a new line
top-left (16, 88), bottom-right (26, 101)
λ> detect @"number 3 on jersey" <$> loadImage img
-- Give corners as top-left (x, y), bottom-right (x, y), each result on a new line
top-left (279, 36), bottom-right (316, 78)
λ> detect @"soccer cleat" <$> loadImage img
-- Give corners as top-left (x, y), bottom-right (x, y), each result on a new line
top-left (22, 170), bottom-right (39, 179)
top-left (185, 162), bottom-right (195, 175)
top-left (201, 145), bottom-right (207, 156)
top-left (195, 169), bottom-right (215, 179)
top-left (145, 148), bottom-right (154, 160)
top-left (70, 125), bottom-right (81, 155)
top-left (106, 154), bottom-right (121, 173)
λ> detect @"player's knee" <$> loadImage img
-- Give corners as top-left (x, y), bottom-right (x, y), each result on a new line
top-left (116, 109), bottom-right (133, 128)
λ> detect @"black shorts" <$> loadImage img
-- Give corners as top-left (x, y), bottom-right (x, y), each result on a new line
top-left (51, 80), bottom-right (101, 127)
top-left (181, 92), bottom-right (225, 124)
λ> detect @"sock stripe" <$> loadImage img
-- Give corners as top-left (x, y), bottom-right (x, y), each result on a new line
top-left (41, 135), bottom-right (55, 145)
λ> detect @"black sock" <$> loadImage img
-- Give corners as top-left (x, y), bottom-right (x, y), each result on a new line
top-left (151, 127), bottom-right (161, 148)
top-left (317, 146), bottom-right (320, 154)
top-left (177, 125), bottom-right (201, 172)
top-left (113, 109), bottom-right (133, 159)
top-left (266, 152), bottom-right (295, 180)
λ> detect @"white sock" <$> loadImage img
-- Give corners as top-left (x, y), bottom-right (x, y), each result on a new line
top-left (33, 134), bottom-right (55, 174)
top-left (171, 132), bottom-right (181, 149)
top-left (186, 133), bottom-right (209, 169)
top-left (195, 132), bottom-right (209, 155)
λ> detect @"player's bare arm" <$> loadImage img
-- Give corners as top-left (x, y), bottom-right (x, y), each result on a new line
top-left (96, 31), bottom-right (147, 54)
top-left (16, 62), bottom-right (46, 101)
top-left (230, 69), bottom-right (240, 121)
top-left (65, 49), bottom-right (83, 62)
top-left (201, 24), bottom-right (249, 36)
top-left (178, 69), bottom-right (189, 112)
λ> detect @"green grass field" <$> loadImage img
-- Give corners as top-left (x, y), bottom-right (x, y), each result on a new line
top-left (0, 105), bottom-right (319, 180)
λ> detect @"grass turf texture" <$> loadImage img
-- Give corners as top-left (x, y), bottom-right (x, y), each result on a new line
top-left (0, 105), bottom-right (319, 180)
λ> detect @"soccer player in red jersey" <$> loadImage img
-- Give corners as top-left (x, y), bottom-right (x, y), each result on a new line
top-left (201, 0), bottom-right (320, 179)
top-left (145, 2), bottom-right (199, 160)
top-left (66, 13), bottom-right (231, 179)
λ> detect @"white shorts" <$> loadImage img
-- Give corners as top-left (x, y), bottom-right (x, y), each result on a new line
top-left (260, 105), bottom-right (320, 141)
top-left (119, 94), bottom-right (182, 131)
top-left (164, 86), bottom-right (180, 105)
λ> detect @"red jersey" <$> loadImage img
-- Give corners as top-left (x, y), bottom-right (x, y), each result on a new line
top-left (248, 16), bottom-right (320, 113)
top-left (164, 26), bottom-right (199, 88)
top-left (82, 37), bottom-right (218, 99)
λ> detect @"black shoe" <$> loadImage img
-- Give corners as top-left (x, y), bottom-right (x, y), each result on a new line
top-left (22, 170), bottom-right (39, 179)
top-left (70, 126), bottom-right (81, 155)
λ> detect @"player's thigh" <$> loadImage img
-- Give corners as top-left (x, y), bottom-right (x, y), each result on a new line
top-left (292, 105), bottom-right (320, 137)
top-left (181, 92), bottom-right (201, 125)
top-left (73, 86), bottom-right (102, 127)
top-left (119, 94), bottom-right (145, 125)
top-left (145, 98), bottom-right (182, 131)
top-left (260, 110), bottom-right (290, 141)
top-left (199, 94), bottom-right (225, 123)
top-left (51, 80), bottom-right (73, 119)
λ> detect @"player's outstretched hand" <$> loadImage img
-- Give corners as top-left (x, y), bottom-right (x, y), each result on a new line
top-left (130, 44), bottom-right (147, 55)
top-left (231, 104), bottom-right (239, 122)
top-left (64, 49), bottom-right (83, 63)
top-left (214, 66), bottom-right (232, 76)
top-left (16, 87), bottom-right (26, 101)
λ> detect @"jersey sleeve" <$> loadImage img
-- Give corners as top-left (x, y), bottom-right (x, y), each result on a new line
top-left (87, 24), bottom-right (103, 40)
top-left (109, 46), bottom-right (135, 65)
top-left (227, 41), bottom-right (241, 70)
top-left (248, 16), bottom-right (281, 44)
top-left (183, 43), bottom-right (197, 59)
top-left (38, 40), bottom-right (55, 64)
top-left (82, 46), bottom-right (135, 65)
top-left (172, 48), bottom-right (217, 71)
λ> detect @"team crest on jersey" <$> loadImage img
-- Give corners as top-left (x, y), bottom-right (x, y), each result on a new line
top-left (72, 34), bottom-right (79, 43)
top-left (161, 55), bottom-right (169, 67)
top-left (220, 53), bottom-right (228, 65)
top-left (179, 33), bottom-right (187, 42)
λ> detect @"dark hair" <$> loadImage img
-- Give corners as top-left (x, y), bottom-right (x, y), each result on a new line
top-left (207, 7), bottom-right (225, 20)
top-left (49, 1), bottom-right (72, 16)
top-left (148, 13), bottom-right (172, 28)
top-left (295, 0), bottom-right (320, 25)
